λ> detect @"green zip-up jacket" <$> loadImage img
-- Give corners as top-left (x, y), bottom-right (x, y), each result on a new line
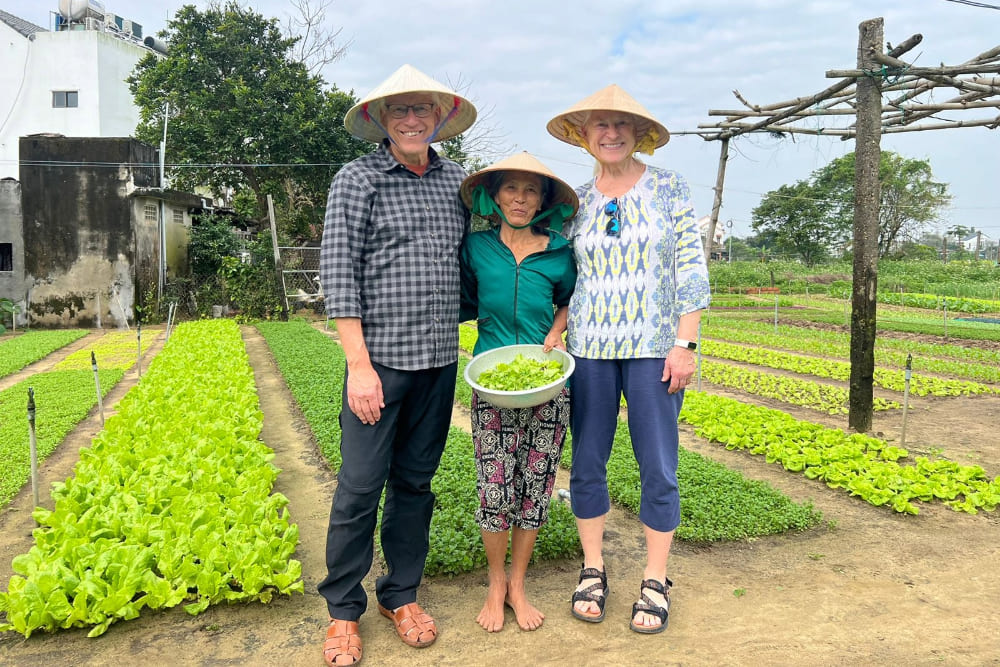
top-left (459, 227), bottom-right (577, 355)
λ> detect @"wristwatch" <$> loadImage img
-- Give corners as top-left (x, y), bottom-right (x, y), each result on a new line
top-left (674, 338), bottom-right (697, 350)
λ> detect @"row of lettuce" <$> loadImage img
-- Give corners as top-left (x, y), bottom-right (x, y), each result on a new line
top-left (0, 321), bottom-right (300, 638)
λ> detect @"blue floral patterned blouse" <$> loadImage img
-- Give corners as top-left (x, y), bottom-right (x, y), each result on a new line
top-left (563, 164), bottom-right (711, 359)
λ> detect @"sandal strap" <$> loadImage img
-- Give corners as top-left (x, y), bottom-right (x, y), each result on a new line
top-left (572, 580), bottom-right (607, 605)
top-left (572, 565), bottom-right (609, 610)
top-left (632, 578), bottom-right (671, 623)
top-left (378, 602), bottom-right (438, 648)
top-left (323, 619), bottom-right (362, 666)
top-left (639, 577), bottom-right (667, 596)
top-left (578, 566), bottom-right (607, 585)
top-left (631, 599), bottom-right (669, 624)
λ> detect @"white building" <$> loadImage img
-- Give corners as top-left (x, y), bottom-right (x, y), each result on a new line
top-left (961, 231), bottom-right (995, 258)
top-left (0, 2), bottom-right (161, 180)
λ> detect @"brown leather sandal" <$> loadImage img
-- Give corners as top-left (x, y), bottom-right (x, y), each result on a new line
top-left (323, 618), bottom-right (362, 666)
top-left (377, 602), bottom-right (438, 648)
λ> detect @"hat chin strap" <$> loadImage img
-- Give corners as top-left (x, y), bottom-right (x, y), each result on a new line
top-left (361, 103), bottom-right (397, 146)
top-left (426, 96), bottom-right (461, 143)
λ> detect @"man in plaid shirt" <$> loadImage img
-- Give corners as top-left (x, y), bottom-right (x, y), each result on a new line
top-left (317, 65), bottom-right (477, 667)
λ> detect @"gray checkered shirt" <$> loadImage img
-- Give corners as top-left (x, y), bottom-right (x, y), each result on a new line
top-left (319, 142), bottom-right (469, 371)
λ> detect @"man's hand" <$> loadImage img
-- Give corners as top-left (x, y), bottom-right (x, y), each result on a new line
top-left (346, 363), bottom-right (384, 424)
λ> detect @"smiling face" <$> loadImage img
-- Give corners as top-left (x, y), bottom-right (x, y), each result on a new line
top-left (380, 93), bottom-right (441, 165)
top-left (582, 111), bottom-right (638, 167)
top-left (494, 172), bottom-right (544, 228)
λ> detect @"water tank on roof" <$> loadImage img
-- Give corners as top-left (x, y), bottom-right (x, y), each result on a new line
top-left (58, 0), bottom-right (106, 21)
top-left (143, 36), bottom-right (168, 54)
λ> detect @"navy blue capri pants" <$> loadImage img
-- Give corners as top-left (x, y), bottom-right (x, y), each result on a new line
top-left (568, 357), bottom-right (683, 533)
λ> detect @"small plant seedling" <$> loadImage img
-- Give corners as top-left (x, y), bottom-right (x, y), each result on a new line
top-left (733, 588), bottom-right (747, 598)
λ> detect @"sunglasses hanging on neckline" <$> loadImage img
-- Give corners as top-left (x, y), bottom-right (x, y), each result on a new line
top-left (604, 198), bottom-right (621, 237)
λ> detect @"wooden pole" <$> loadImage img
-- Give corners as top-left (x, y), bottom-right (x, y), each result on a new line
top-left (705, 137), bottom-right (730, 263)
top-left (848, 17), bottom-right (883, 433)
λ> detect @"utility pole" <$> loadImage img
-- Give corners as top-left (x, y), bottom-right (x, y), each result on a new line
top-left (848, 17), bottom-right (883, 433)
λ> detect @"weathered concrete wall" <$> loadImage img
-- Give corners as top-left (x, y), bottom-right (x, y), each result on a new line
top-left (165, 211), bottom-right (191, 278)
top-left (19, 136), bottom-right (158, 327)
top-left (0, 178), bottom-right (27, 327)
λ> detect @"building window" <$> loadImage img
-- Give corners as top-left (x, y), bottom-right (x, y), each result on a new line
top-left (172, 209), bottom-right (184, 225)
top-left (144, 204), bottom-right (158, 223)
top-left (52, 91), bottom-right (79, 108)
top-left (0, 243), bottom-right (12, 272)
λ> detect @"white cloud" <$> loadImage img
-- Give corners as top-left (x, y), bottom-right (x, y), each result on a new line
top-left (4, 0), bottom-right (998, 236)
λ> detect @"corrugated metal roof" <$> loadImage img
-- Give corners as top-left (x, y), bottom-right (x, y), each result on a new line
top-left (0, 9), bottom-right (48, 38)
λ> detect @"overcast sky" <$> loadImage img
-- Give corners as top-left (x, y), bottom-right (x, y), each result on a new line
top-left (6, 0), bottom-right (1000, 240)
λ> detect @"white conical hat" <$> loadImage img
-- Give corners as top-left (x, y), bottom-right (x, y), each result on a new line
top-left (344, 64), bottom-right (477, 143)
top-left (546, 84), bottom-right (669, 155)
top-left (459, 151), bottom-right (579, 217)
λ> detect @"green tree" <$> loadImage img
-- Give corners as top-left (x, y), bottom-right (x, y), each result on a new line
top-left (753, 151), bottom-right (951, 261)
top-left (751, 181), bottom-right (840, 264)
top-left (127, 2), bottom-right (368, 242)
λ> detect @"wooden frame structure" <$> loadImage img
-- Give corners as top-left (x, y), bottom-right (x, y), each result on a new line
top-left (674, 17), bottom-right (999, 430)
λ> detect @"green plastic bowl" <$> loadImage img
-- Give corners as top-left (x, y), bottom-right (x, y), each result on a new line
top-left (464, 344), bottom-right (575, 410)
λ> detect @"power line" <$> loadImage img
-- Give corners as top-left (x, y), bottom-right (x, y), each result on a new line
top-left (941, 0), bottom-right (1000, 9)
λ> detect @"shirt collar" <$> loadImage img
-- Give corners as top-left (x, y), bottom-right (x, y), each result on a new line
top-left (374, 140), bottom-right (442, 174)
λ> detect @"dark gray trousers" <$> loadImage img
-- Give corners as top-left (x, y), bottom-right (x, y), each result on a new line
top-left (317, 361), bottom-right (457, 620)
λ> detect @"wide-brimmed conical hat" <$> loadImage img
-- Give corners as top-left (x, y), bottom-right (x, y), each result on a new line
top-left (344, 64), bottom-right (477, 143)
top-left (459, 151), bottom-right (579, 217)
top-left (546, 84), bottom-right (669, 155)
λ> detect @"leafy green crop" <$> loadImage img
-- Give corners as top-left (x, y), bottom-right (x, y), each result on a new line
top-left (0, 320), bottom-right (301, 638)
top-left (0, 330), bottom-right (89, 378)
top-left (477, 354), bottom-right (564, 391)
top-left (0, 369), bottom-right (123, 506)
top-left (53, 331), bottom-right (157, 371)
top-left (680, 391), bottom-right (1000, 515)
top-left (256, 320), bottom-right (582, 575)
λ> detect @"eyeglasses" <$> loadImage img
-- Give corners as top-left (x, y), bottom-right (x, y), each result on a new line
top-left (386, 103), bottom-right (435, 119)
top-left (604, 198), bottom-right (621, 237)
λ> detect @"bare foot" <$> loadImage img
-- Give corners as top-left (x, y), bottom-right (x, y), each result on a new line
top-left (476, 576), bottom-right (506, 632)
top-left (505, 580), bottom-right (544, 631)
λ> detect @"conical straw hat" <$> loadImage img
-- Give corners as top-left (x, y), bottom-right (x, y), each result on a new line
top-left (546, 84), bottom-right (669, 155)
top-left (344, 64), bottom-right (477, 143)
top-left (459, 151), bottom-right (579, 217)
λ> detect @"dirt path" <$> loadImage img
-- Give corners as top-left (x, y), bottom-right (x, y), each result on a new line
top-left (1, 325), bottom-right (999, 666)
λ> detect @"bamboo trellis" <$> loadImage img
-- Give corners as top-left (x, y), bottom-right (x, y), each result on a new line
top-left (673, 18), bottom-right (999, 431)
top-left (674, 31), bottom-right (1000, 259)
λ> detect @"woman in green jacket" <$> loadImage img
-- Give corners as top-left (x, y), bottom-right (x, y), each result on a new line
top-left (459, 152), bottom-right (578, 633)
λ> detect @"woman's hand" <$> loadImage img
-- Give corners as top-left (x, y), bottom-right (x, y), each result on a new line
top-left (542, 330), bottom-right (567, 352)
top-left (663, 346), bottom-right (696, 394)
